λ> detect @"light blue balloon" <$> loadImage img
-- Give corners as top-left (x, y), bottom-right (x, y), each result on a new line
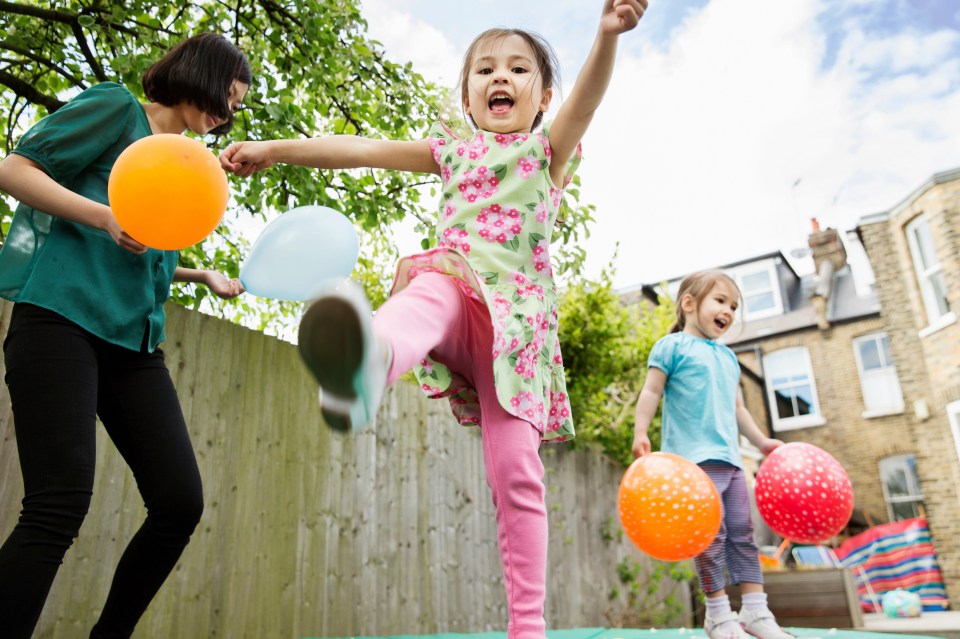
top-left (240, 205), bottom-right (360, 301)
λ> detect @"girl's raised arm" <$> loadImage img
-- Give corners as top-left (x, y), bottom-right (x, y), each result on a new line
top-left (549, 0), bottom-right (647, 185)
top-left (220, 136), bottom-right (438, 178)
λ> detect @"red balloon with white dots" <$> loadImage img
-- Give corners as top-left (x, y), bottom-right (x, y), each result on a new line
top-left (755, 442), bottom-right (854, 544)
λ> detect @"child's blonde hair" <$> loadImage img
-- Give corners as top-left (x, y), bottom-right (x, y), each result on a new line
top-left (457, 28), bottom-right (561, 132)
top-left (669, 270), bottom-right (741, 334)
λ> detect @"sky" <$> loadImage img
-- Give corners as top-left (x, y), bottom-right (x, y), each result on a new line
top-left (358, 0), bottom-right (960, 290)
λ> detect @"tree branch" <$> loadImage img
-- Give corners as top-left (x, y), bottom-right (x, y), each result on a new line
top-left (0, 0), bottom-right (77, 22)
top-left (0, 42), bottom-right (87, 88)
top-left (0, 1), bottom-right (137, 35)
top-left (12, 96), bottom-right (28, 136)
top-left (71, 21), bottom-right (107, 81)
top-left (257, 0), bottom-right (302, 29)
top-left (0, 70), bottom-right (66, 112)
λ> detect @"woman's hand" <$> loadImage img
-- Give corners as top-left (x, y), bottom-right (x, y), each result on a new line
top-left (204, 271), bottom-right (245, 299)
top-left (102, 209), bottom-right (148, 254)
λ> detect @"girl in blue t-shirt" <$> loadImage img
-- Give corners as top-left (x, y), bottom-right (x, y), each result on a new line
top-left (632, 270), bottom-right (793, 639)
top-left (0, 35), bottom-right (249, 639)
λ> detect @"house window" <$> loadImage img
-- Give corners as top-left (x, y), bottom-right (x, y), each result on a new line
top-left (878, 454), bottom-right (925, 521)
top-left (852, 333), bottom-right (904, 416)
top-left (729, 262), bottom-right (783, 321)
top-left (762, 347), bottom-right (824, 430)
top-left (905, 216), bottom-right (950, 325)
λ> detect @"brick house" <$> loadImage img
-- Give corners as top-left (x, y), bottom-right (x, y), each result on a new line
top-left (626, 167), bottom-right (960, 604)
top-left (852, 166), bottom-right (960, 604)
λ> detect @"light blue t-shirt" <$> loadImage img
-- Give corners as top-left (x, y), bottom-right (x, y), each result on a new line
top-left (648, 332), bottom-right (742, 467)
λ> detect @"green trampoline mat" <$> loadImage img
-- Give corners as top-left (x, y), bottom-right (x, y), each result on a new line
top-left (310, 627), bottom-right (947, 639)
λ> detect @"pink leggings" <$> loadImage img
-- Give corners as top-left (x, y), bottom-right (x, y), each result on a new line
top-left (373, 272), bottom-right (548, 639)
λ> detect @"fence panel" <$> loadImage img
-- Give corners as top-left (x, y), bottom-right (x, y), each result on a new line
top-left (0, 300), bottom-right (688, 637)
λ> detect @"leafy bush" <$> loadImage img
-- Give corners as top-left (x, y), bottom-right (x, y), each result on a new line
top-left (559, 261), bottom-right (674, 465)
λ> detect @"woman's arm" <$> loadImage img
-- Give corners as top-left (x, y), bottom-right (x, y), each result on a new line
top-left (0, 153), bottom-right (146, 254)
top-left (173, 267), bottom-right (244, 300)
top-left (220, 136), bottom-right (439, 178)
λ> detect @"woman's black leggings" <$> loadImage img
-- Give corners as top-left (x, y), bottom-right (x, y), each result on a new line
top-left (0, 304), bottom-right (203, 639)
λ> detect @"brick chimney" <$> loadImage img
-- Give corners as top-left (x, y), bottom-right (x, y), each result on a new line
top-left (808, 218), bottom-right (847, 330)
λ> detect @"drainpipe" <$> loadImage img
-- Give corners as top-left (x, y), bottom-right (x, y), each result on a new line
top-left (732, 343), bottom-right (773, 437)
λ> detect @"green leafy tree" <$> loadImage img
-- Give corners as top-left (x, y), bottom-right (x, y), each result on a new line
top-left (558, 257), bottom-right (675, 465)
top-left (1, 0), bottom-right (596, 335)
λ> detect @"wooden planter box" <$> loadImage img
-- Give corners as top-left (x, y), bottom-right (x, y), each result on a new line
top-left (728, 568), bottom-right (863, 629)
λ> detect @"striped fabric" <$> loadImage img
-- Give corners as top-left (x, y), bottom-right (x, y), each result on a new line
top-left (834, 517), bottom-right (949, 613)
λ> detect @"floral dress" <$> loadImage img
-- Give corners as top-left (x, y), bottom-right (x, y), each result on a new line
top-left (390, 121), bottom-right (580, 443)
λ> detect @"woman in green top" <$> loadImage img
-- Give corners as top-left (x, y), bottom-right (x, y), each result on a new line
top-left (0, 34), bottom-right (250, 639)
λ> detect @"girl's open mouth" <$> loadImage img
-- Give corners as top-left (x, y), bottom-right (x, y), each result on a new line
top-left (489, 92), bottom-right (514, 114)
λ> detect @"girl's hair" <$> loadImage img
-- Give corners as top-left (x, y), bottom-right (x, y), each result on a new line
top-left (458, 28), bottom-right (560, 131)
top-left (143, 33), bottom-right (252, 135)
top-left (669, 270), bottom-right (741, 333)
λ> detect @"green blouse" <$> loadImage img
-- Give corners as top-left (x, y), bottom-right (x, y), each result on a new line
top-left (0, 82), bottom-right (178, 352)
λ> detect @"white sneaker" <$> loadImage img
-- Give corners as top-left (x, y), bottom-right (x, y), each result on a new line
top-left (297, 280), bottom-right (387, 432)
top-left (704, 611), bottom-right (751, 639)
top-left (738, 607), bottom-right (796, 639)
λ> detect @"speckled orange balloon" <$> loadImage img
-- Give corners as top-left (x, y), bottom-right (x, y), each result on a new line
top-left (618, 452), bottom-right (722, 561)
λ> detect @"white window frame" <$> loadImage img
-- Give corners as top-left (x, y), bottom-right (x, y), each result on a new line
top-left (949, 401), bottom-right (960, 466)
top-left (905, 216), bottom-right (952, 328)
top-left (728, 261), bottom-right (783, 321)
top-left (878, 454), bottom-right (925, 522)
top-left (763, 347), bottom-right (825, 431)
top-left (852, 332), bottom-right (904, 417)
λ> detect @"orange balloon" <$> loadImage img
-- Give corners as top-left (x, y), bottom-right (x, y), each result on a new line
top-left (108, 134), bottom-right (228, 250)
top-left (618, 452), bottom-right (722, 562)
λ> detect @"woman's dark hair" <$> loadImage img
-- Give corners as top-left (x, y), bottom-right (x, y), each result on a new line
top-left (458, 28), bottom-right (560, 131)
top-left (143, 33), bottom-right (251, 135)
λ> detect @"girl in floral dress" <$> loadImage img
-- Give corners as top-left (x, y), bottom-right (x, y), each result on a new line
top-left (221, 1), bottom-right (648, 635)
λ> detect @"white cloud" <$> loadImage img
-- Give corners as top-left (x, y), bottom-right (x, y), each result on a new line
top-left (361, 0), bottom-right (461, 85)
top-left (361, 0), bottom-right (960, 288)
top-left (578, 0), bottom-right (838, 281)
top-left (838, 28), bottom-right (959, 75)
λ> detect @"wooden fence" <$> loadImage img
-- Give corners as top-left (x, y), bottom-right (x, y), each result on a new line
top-left (0, 299), bottom-right (690, 638)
